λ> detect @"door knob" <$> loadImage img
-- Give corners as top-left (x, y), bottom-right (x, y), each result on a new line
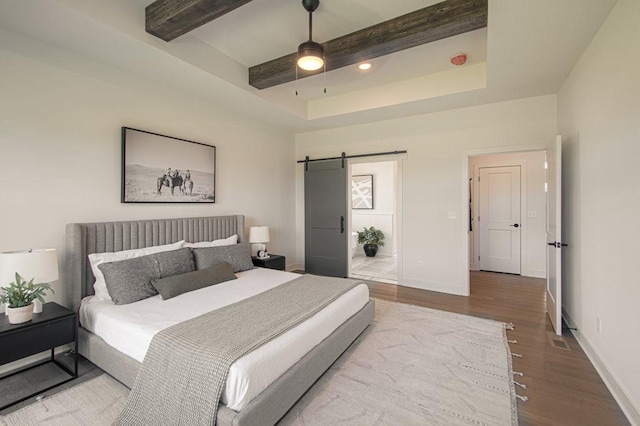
top-left (548, 241), bottom-right (568, 248)
top-left (509, 224), bottom-right (520, 228)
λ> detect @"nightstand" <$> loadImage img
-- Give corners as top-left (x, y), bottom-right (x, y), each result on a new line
top-left (252, 254), bottom-right (286, 271)
top-left (0, 302), bottom-right (78, 410)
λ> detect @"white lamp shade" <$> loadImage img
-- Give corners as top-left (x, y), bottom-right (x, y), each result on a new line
top-left (249, 226), bottom-right (270, 244)
top-left (0, 249), bottom-right (59, 286)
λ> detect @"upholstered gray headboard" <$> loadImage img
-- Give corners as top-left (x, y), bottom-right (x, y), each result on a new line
top-left (65, 215), bottom-right (245, 312)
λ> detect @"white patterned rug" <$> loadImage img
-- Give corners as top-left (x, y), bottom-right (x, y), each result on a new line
top-left (1, 300), bottom-right (518, 425)
top-left (0, 374), bottom-right (127, 425)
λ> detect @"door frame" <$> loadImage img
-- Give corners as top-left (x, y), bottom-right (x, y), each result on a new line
top-left (461, 144), bottom-right (548, 296)
top-left (348, 156), bottom-right (404, 284)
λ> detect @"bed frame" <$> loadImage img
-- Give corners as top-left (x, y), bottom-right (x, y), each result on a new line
top-left (65, 215), bottom-right (374, 426)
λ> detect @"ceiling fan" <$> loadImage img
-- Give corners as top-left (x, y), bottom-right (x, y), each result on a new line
top-left (297, 0), bottom-right (324, 72)
top-left (145, 0), bottom-right (488, 90)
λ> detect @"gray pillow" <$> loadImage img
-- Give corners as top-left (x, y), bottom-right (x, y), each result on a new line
top-left (192, 245), bottom-right (231, 270)
top-left (98, 255), bottom-right (160, 305)
top-left (151, 262), bottom-right (237, 300)
top-left (226, 243), bottom-right (254, 272)
top-left (98, 248), bottom-right (196, 305)
top-left (155, 248), bottom-right (195, 277)
top-left (192, 243), bottom-right (254, 273)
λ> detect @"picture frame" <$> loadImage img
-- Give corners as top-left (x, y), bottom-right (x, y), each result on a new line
top-left (121, 127), bottom-right (216, 203)
top-left (352, 174), bottom-right (374, 209)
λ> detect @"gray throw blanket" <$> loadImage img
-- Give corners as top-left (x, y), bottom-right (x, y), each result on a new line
top-left (116, 274), bottom-right (361, 425)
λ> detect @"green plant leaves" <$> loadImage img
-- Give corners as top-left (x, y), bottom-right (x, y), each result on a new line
top-left (356, 226), bottom-right (385, 247)
top-left (0, 272), bottom-right (54, 308)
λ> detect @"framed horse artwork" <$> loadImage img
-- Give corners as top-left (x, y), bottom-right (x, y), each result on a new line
top-left (121, 127), bottom-right (216, 203)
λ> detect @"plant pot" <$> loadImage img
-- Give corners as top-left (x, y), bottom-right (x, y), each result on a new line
top-left (363, 244), bottom-right (378, 257)
top-left (7, 304), bottom-right (34, 324)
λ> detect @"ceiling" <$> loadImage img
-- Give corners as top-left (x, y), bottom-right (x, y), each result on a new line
top-left (0, 0), bottom-right (618, 132)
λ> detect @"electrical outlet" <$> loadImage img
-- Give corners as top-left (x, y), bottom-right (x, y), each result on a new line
top-left (448, 212), bottom-right (457, 220)
top-left (596, 317), bottom-right (602, 334)
top-left (417, 261), bottom-right (424, 269)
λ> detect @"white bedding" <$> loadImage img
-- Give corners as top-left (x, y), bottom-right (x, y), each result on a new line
top-left (79, 268), bottom-right (369, 411)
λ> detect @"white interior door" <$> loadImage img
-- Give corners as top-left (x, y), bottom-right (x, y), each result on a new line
top-left (546, 136), bottom-right (563, 335)
top-left (479, 166), bottom-right (522, 274)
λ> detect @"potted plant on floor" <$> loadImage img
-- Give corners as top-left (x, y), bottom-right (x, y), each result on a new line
top-left (1, 273), bottom-right (54, 324)
top-left (357, 226), bottom-right (385, 257)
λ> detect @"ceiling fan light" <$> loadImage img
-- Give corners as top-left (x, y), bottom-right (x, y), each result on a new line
top-left (297, 41), bottom-right (324, 71)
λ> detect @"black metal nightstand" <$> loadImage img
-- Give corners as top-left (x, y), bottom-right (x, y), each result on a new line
top-left (0, 302), bottom-right (78, 410)
top-left (252, 254), bottom-right (286, 271)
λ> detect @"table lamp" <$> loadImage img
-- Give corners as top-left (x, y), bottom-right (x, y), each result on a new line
top-left (0, 248), bottom-right (59, 314)
top-left (249, 226), bottom-right (270, 259)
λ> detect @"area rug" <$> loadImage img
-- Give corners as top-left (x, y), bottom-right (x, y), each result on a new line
top-left (280, 300), bottom-right (518, 425)
top-left (1, 300), bottom-right (518, 425)
top-left (0, 374), bottom-right (127, 426)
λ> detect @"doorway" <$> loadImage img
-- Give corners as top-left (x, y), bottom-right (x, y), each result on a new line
top-left (468, 151), bottom-right (547, 279)
top-left (349, 161), bottom-right (398, 284)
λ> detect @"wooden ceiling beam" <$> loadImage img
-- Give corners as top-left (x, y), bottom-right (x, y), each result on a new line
top-left (146, 0), bottom-right (254, 42)
top-left (249, 0), bottom-right (487, 90)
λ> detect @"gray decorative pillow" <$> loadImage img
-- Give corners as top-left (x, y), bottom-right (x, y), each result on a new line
top-left (192, 246), bottom-right (232, 270)
top-left (98, 255), bottom-right (160, 305)
top-left (192, 243), bottom-right (254, 273)
top-left (98, 248), bottom-right (196, 305)
top-left (151, 262), bottom-right (237, 300)
top-left (155, 248), bottom-right (195, 277)
top-left (226, 243), bottom-right (254, 272)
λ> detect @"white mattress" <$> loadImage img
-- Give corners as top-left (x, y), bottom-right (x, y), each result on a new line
top-left (79, 268), bottom-right (369, 411)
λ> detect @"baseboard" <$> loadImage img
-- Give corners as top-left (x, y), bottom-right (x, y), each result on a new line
top-left (523, 269), bottom-right (546, 279)
top-left (399, 278), bottom-right (467, 296)
top-left (286, 263), bottom-right (304, 272)
top-left (563, 309), bottom-right (639, 426)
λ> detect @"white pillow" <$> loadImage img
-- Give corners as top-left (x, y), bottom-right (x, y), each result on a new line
top-left (183, 234), bottom-right (238, 249)
top-left (89, 240), bottom-right (185, 301)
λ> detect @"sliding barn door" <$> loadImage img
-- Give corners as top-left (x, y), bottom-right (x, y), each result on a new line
top-left (305, 160), bottom-right (348, 277)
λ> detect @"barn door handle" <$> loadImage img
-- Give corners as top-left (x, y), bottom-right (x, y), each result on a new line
top-left (340, 216), bottom-right (345, 233)
top-left (509, 223), bottom-right (520, 228)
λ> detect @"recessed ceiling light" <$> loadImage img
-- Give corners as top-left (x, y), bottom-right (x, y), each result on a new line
top-left (358, 63), bottom-right (372, 71)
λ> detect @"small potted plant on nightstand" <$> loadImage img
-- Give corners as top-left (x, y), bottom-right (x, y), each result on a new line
top-left (357, 226), bottom-right (385, 257)
top-left (1, 273), bottom-right (54, 324)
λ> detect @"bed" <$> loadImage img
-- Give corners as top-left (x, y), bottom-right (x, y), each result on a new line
top-left (65, 215), bottom-right (374, 426)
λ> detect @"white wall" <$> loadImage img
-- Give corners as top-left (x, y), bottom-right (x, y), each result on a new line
top-left (558, 0), bottom-right (640, 422)
top-left (296, 95), bottom-right (557, 295)
top-left (0, 31), bottom-right (296, 310)
top-left (469, 151), bottom-right (547, 278)
top-left (351, 161), bottom-right (396, 257)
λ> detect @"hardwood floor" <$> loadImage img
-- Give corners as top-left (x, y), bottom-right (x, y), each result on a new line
top-left (366, 271), bottom-right (629, 426)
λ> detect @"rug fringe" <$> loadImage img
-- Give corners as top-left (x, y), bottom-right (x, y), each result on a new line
top-left (513, 381), bottom-right (527, 389)
top-left (513, 371), bottom-right (524, 377)
top-left (506, 323), bottom-right (515, 330)
top-left (516, 394), bottom-right (529, 402)
top-left (508, 339), bottom-right (517, 344)
top-left (512, 353), bottom-right (523, 358)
